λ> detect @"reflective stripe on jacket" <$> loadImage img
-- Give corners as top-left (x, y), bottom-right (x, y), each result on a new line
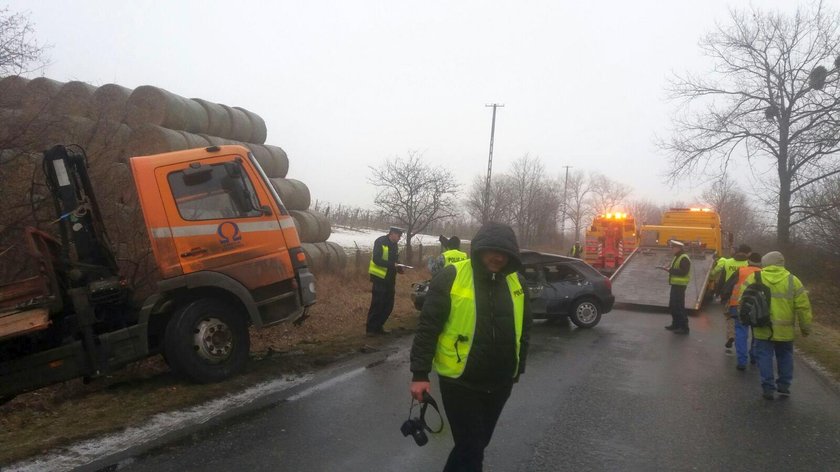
top-left (433, 260), bottom-right (525, 379)
top-left (669, 253), bottom-right (691, 286)
top-left (369, 245), bottom-right (391, 279)
top-left (442, 249), bottom-right (469, 267)
top-left (739, 266), bottom-right (813, 341)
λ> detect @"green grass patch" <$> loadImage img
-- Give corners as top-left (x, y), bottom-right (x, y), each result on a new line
top-left (797, 322), bottom-right (840, 384)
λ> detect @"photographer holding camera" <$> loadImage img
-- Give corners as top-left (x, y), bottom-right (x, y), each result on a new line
top-left (409, 222), bottom-right (532, 472)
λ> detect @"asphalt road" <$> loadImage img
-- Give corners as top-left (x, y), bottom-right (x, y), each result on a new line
top-left (121, 305), bottom-right (840, 472)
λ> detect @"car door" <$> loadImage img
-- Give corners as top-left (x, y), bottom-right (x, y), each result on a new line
top-left (547, 263), bottom-right (590, 314)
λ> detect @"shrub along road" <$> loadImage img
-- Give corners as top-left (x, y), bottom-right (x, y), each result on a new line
top-left (118, 305), bottom-right (840, 472)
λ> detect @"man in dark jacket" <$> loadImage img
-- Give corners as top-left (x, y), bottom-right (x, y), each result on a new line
top-left (409, 222), bottom-right (532, 472)
top-left (661, 240), bottom-right (691, 335)
top-left (366, 227), bottom-right (403, 335)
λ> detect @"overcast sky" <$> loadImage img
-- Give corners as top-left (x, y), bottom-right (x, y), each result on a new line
top-left (8, 0), bottom-right (794, 211)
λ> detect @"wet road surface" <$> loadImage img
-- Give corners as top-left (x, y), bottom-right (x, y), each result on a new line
top-left (122, 306), bottom-right (840, 471)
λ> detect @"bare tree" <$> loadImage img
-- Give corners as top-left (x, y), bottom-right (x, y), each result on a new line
top-left (626, 199), bottom-right (663, 226)
top-left (798, 175), bottom-right (840, 255)
top-left (662, 3), bottom-right (840, 248)
top-left (587, 172), bottom-right (632, 215)
top-left (701, 176), bottom-right (761, 246)
top-left (564, 170), bottom-right (592, 242)
top-left (507, 155), bottom-right (559, 247)
top-left (0, 7), bottom-right (48, 75)
top-left (466, 174), bottom-right (513, 224)
top-left (368, 151), bottom-right (459, 261)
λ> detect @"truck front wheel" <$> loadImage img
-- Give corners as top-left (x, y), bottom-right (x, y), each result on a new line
top-left (164, 298), bottom-right (250, 383)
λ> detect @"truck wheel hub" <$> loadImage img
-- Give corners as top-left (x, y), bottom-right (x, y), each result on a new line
top-left (194, 318), bottom-right (233, 363)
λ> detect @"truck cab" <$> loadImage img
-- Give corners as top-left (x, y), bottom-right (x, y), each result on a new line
top-left (0, 145), bottom-right (315, 399)
top-left (132, 145), bottom-right (315, 327)
top-left (584, 212), bottom-right (638, 275)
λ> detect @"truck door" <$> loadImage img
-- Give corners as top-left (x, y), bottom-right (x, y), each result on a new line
top-left (155, 155), bottom-right (295, 289)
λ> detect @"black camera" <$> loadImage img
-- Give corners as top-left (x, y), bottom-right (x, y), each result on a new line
top-left (401, 417), bottom-right (429, 446)
top-left (400, 391), bottom-right (443, 447)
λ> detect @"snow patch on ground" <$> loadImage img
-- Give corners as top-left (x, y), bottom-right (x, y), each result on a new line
top-left (328, 226), bottom-right (463, 252)
top-left (6, 375), bottom-right (312, 472)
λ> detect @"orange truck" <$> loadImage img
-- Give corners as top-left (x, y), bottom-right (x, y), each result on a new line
top-left (609, 208), bottom-right (725, 310)
top-left (0, 144), bottom-right (315, 400)
top-left (584, 212), bottom-right (639, 275)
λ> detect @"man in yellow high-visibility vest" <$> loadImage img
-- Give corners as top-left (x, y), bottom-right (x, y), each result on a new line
top-left (661, 240), bottom-right (691, 335)
top-left (366, 226), bottom-right (404, 335)
top-left (409, 222), bottom-right (532, 471)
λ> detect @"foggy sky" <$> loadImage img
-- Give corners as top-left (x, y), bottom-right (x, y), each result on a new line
top-left (7, 0), bottom-right (794, 213)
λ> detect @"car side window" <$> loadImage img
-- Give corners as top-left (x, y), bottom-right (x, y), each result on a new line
top-left (168, 161), bottom-right (263, 221)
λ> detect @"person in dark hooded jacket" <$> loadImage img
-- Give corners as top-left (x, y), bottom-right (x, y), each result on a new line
top-left (409, 222), bottom-right (532, 472)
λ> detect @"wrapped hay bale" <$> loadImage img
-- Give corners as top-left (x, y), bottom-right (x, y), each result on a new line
top-left (21, 77), bottom-right (64, 119)
top-left (0, 108), bottom-right (25, 143)
top-left (223, 105), bottom-right (252, 142)
top-left (125, 124), bottom-right (189, 159)
top-left (290, 209), bottom-right (331, 243)
top-left (234, 106), bottom-right (267, 144)
top-left (290, 209), bottom-right (331, 242)
top-left (324, 241), bottom-right (348, 271)
top-left (300, 242), bottom-right (321, 271)
top-left (182, 99), bottom-right (210, 134)
top-left (125, 85), bottom-right (190, 131)
top-left (269, 178), bottom-right (311, 211)
top-left (87, 120), bottom-right (132, 163)
top-left (0, 75), bottom-right (30, 108)
top-left (194, 99), bottom-right (232, 139)
top-left (177, 130), bottom-right (211, 148)
top-left (249, 144), bottom-right (282, 177)
top-left (51, 81), bottom-right (97, 117)
top-left (91, 83), bottom-right (132, 123)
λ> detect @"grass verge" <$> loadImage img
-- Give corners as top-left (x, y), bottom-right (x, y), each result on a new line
top-left (795, 282), bottom-right (840, 384)
top-left (0, 270), bottom-right (425, 466)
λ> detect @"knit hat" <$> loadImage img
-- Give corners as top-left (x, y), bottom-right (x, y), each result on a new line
top-left (761, 251), bottom-right (785, 268)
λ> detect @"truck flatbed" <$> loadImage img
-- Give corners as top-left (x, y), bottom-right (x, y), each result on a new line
top-left (610, 246), bottom-right (715, 310)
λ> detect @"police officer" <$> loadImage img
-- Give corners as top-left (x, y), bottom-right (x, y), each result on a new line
top-left (442, 236), bottom-right (468, 266)
top-left (662, 240), bottom-right (691, 335)
top-left (366, 227), bottom-right (404, 335)
top-left (569, 241), bottom-right (583, 258)
top-left (410, 222), bottom-right (532, 472)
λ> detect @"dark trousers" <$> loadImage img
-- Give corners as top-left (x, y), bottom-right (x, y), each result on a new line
top-left (439, 380), bottom-right (512, 472)
top-left (366, 278), bottom-right (395, 332)
top-left (669, 284), bottom-right (688, 329)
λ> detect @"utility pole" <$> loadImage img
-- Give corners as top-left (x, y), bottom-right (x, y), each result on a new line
top-left (483, 103), bottom-right (504, 224)
top-left (559, 165), bottom-right (572, 250)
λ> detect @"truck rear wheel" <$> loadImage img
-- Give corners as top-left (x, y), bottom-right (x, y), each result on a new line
top-left (164, 298), bottom-right (250, 383)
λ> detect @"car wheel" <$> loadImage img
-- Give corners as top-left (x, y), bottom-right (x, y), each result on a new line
top-left (570, 299), bottom-right (602, 328)
top-left (164, 298), bottom-right (250, 383)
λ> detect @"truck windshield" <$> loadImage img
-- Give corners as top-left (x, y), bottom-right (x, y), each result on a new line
top-left (168, 162), bottom-right (263, 221)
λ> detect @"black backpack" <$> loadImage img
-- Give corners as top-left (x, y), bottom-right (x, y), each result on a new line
top-left (738, 271), bottom-right (772, 329)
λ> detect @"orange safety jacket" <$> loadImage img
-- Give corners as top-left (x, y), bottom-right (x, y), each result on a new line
top-left (728, 265), bottom-right (761, 307)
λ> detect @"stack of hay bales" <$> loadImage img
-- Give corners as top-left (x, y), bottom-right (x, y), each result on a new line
top-left (0, 75), bottom-right (343, 292)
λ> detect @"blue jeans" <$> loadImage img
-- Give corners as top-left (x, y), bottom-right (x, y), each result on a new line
top-left (754, 339), bottom-right (794, 392)
top-left (729, 307), bottom-right (753, 366)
